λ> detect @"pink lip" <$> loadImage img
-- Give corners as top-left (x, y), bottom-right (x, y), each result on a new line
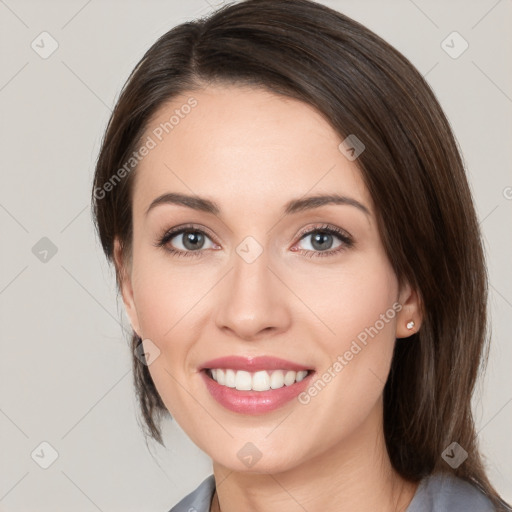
top-left (199, 355), bottom-right (312, 372)
top-left (200, 369), bottom-right (314, 414)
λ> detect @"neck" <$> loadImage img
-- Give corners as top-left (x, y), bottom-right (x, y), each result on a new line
top-left (211, 400), bottom-right (419, 512)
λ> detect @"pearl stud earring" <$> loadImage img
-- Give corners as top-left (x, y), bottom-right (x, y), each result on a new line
top-left (406, 320), bottom-right (415, 330)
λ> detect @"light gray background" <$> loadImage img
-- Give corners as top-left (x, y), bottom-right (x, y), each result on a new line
top-left (0, 0), bottom-right (511, 510)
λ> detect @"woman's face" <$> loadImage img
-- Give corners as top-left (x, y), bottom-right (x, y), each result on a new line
top-left (116, 84), bottom-right (420, 473)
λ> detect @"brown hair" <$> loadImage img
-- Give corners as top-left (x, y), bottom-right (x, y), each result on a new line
top-left (91, 0), bottom-right (509, 508)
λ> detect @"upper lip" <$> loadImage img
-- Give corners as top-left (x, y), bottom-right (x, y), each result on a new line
top-left (200, 356), bottom-right (313, 372)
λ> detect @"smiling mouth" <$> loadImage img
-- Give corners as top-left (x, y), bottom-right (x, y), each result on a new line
top-left (204, 368), bottom-right (314, 392)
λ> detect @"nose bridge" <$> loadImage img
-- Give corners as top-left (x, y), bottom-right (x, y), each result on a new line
top-left (214, 238), bottom-right (290, 339)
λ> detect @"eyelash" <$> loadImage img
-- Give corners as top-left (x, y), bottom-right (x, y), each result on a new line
top-left (153, 223), bottom-right (354, 259)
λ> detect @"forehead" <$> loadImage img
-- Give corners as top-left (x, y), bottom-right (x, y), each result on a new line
top-left (132, 84), bottom-right (372, 218)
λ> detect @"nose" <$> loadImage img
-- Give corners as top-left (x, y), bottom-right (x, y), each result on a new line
top-left (214, 248), bottom-right (292, 341)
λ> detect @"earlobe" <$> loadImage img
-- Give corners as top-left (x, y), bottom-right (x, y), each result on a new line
top-left (396, 281), bottom-right (423, 339)
top-left (113, 238), bottom-right (142, 337)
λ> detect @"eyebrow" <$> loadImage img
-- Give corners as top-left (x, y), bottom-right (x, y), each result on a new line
top-left (145, 192), bottom-right (371, 217)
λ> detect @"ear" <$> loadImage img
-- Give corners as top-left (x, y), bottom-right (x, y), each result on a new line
top-left (113, 237), bottom-right (142, 338)
top-left (395, 280), bottom-right (423, 339)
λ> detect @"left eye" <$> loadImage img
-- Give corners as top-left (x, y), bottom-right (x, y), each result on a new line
top-left (296, 230), bottom-right (344, 252)
top-left (293, 224), bottom-right (355, 256)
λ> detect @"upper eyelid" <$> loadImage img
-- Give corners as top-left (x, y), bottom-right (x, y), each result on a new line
top-left (296, 224), bottom-right (351, 240)
top-left (162, 223), bottom-right (217, 241)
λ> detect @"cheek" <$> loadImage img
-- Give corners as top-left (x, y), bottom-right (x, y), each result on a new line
top-left (297, 256), bottom-right (399, 420)
top-left (131, 252), bottom-right (209, 341)
top-left (134, 280), bottom-right (198, 421)
top-left (335, 263), bottom-right (399, 376)
top-left (290, 252), bottom-right (398, 346)
top-left (130, 255), bottom-right (213, 417)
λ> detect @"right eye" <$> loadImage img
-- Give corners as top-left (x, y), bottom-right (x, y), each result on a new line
top-left (154, 225), bottom-right (220, 258)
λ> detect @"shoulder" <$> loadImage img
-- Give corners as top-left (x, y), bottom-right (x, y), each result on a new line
top-left (168, 472), bottom-right (498, 512)
top-left (168, 474), bottom-right (216, 512)
top-left (406, 472), bottom-right (496, 512)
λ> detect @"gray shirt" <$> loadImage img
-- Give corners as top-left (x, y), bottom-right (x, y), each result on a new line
top-left (168, 472), bottom-right (498, 511)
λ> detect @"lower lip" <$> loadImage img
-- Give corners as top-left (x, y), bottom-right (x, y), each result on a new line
top-left (200, 370), bottom-right (314, 414)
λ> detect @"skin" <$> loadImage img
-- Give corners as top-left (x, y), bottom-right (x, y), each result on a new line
top-left (114, 84), bottom-right (423, 512)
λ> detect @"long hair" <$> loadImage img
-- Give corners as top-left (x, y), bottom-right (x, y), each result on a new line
top-left (91, 1), bottom-right (509, 508)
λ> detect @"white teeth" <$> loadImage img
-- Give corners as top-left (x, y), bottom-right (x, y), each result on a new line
top-left (252, 371), bottom-right (271, 391)
top-left (208, 368), bottom-right (310, 391)
top-left (270, 370), bottom-right (285, 389)
top-left (225, 369), bottom-right (236, 388)
top-left (235, 370), bottom-right (252, 390)
top-left (296, 370), bottom-right (308, 382)
top-left (216, 369), bottom-right (225, 385)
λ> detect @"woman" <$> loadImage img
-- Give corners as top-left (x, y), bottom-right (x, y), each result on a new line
top-left (91, 0), bottom-right (511, 510)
